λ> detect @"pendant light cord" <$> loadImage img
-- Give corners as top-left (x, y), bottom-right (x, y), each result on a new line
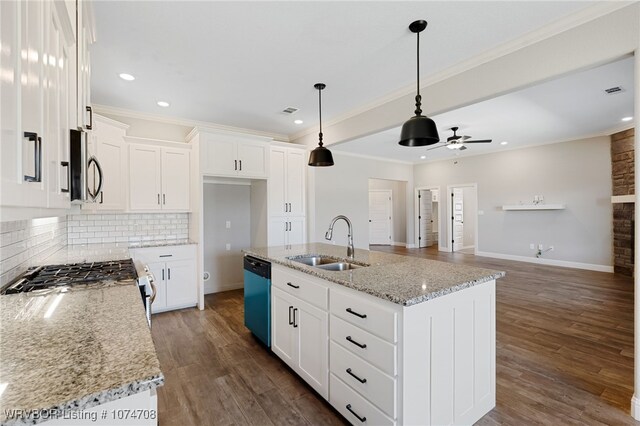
top-left (415, 30), bottom-right (422, 117)
top-left (318, 87), bottom-right (324, 147)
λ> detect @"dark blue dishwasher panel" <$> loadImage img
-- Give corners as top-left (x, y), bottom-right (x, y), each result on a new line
top-left (244, 255), bottom-right (271, 347)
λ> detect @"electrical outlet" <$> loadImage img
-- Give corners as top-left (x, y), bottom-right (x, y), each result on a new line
top-left (226, 221), bottom-right (231, 229)
top-left (529, 243), bottom-right (535, 250)
top-left (538, 244), bottom-right (544, 250)
top-left (225, 243), bottom-right (231, 251)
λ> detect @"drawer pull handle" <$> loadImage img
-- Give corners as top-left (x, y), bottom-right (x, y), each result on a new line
top-left (287, 282), bottom-right (300, 289)
top-left (346, 336), bottom-right (367, 349)
top-left (346, 308), bottom-right (367, 319)
top-left (159, 255), bottom-right (173, 258)
top-left (346, 368), bottom-right (367, 384)
top-left (345, 404), bottom-right (366, 423)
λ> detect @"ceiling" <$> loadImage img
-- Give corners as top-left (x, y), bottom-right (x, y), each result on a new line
top-left (91, 1), bottom-right (596, 137)
top-left (333, 56), bottom-right (635, 163)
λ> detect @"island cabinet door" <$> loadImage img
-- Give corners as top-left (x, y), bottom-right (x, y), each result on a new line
top-left (271, 287), bottom-right (297, 368)
top-left (294, 298), bottom-right (329, 399)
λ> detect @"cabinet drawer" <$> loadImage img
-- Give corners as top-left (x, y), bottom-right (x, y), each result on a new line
top-left (330, 374), bottom-right (395, 426)
top-left (129, 244), bottom-right (196, 263)
top-left (330, 342), bottom-right (396, 418)
top-left (330, 289), bottom-right (397, 343)
top-left (272, 266), bottom-right (328, 310)
top-left (330, 315), bottom-right (396, 376)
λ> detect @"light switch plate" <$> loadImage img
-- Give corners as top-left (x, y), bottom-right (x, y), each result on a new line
top-left (226, 221), bottom-right (231, 229)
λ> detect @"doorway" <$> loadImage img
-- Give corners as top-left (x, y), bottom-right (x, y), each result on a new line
top-left (447, 183), bottom-right (478, 254)
top-left (416, 187), bottom-right (440, 250)
top-left (368, 189), bottom-right (392, 245)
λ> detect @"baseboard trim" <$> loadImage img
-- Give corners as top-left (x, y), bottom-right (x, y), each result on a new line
top-left (475, 251), bottom-right (614, 273)
top-left (632, 395), bottom-right (640, 420)
top-left (204, 281), bottom-right (243, 295)
top-left (405, 243), bottom-right (416, 249)
top-left (392, 242), bottom-right (407, 247)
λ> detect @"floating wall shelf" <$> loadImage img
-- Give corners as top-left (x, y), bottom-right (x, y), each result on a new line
top-left (502, 204), bottom-right (566, 211)
top-left (611, 195), bottom-right (635, 204)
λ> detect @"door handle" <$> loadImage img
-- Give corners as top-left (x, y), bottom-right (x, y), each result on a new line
top-left (158, 193), bottom-right (161, 205)
top-left (288, 306), bottom-right (293, 325)
top-left (288, 202), bottom-right (291, 212)
top-left (100, 191), bottom-right (103, 204)
top-left (163, 194), bottom-right (166, 205)
top-left (346, 336), bottom-right (367, 349)
top-left (239, 160), bottom-right (242, 171)
top-left (86, 105), bottom-right (93, 130)
top-left (86, 156), bottom-right (103, 201)
top-left (345, 404), bottom-right (366, 423)
top-left (346, 368), bottom-right (367, 384)
top-left (60, 161), bottom-right (70, 193)
top-left (162, 269), bottom-right (164, 280)
top-left (234, 160), bottom-right (237, 171)
top-left (346, 308), bottom-right (367, 319)
top-left (293, 308), bottom-right (298, 328)
top-left (168, 268), bottom-right (171, 280)
top-left (23, 132), bottom-right (42, 182)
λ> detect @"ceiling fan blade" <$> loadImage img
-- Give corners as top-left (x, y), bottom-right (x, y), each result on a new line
top-left (463, 139), bottom-right (492, 143)
top-left (461, 135), bottom-right (471, 141)
top-left (425, 144), bottom-right (446, 152)
top-left (459, 145), bottom-right (468, 151)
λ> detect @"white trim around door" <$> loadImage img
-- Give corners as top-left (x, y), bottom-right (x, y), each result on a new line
top-left (446, 183), bottom-right (479, 255)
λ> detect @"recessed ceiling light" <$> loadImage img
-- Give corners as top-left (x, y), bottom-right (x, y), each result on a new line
top-left (119, 73), bottom-right (135, 81)
top-left (420, 155), bottom-right (426, 159)
top-left (500, 141), bottom-right (508, 145)
top-left (294, 119), bottom-right (304, 125)
top-left (622, 116), bottom-right (633, 122)
top-left (157, 101), bottom-right (170, 108)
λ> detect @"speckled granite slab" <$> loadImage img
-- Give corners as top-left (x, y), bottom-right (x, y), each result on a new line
top-left (41, 240), bottom-right (196, 265)
top-left (0, 283), bottom-right (163, 426)
top-left (243, 243), bottom-right (505, 306)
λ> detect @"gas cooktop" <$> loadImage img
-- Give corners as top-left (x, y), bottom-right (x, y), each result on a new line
top-left (2, 259), bottom-right (138, 294)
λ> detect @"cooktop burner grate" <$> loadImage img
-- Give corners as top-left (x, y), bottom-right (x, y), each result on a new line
top-left (2, 259), bottom-right (138, 294)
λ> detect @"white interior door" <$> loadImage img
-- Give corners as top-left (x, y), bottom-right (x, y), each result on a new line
top-left (369, 190), bottom-right (392, 245)
top-left (419, 190), bottom-right (433, 248)
top-left (452, 188), bottom-right (464, 251)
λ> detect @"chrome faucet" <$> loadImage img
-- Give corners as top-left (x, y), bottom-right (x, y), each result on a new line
top-left (325, 215), bottom-right (355, 260)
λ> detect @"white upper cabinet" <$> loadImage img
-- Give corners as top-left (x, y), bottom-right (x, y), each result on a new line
top-left (76, 0), bottom-right (95, 131)
top-left (161, 148), bottom-right (191, 210)
top-left (199, 132), bottom-right (269, 178)
top-left (129, 141), bottom-right (191, 212)
top-left (84, 115), bottom-right (128, 210)
top-left (1, 0), bottom-right (76, 211)
top-left (269, 145), bottom-right (306, 217)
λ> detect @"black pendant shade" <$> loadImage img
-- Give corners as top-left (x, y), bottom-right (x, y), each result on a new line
top-left (309, 83), bottom-right (334, 167)
top-left (399, 20), bottom-right (440, 147)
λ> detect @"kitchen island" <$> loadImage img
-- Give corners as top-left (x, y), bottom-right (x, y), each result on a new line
top-left (0, 247), bottom-right (163, 426)
top-left (244, 243), bottom-right (505, 425)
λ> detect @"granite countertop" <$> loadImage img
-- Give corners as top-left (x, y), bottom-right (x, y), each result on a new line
top-left (0, 281), bottom-right (164, 426)
top-left (243, 243), bottom-right (505, 306)
top-left (41, 239), bottom-right (196, 265)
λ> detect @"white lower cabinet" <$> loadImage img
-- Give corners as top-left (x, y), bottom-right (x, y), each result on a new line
top-left (130, 245), bottom-right (197, 313)
top-left (271, 284), bottom-right (328, 399)
top-left (270, 264), bottom-right (496, 425)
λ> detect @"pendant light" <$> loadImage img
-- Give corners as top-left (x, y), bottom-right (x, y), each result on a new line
top-left (399, 20), bottom-right (440, 147)
top-left (308, 83), bottom-right (334, 167)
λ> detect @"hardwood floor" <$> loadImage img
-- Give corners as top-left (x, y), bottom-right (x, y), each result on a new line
top-left (152, 247), bottom-right (638, 425)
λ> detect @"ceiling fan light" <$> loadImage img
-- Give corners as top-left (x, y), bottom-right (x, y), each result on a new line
top-left (308, 145), bottom-right (334, 167)
top-left (398, 115), bottom-right (440, 147)
top-left (446, 143), bottom-right (460, 150)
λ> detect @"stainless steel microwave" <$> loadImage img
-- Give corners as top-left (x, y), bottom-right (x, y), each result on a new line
top-left (69, 129), bottom-right (103, 203)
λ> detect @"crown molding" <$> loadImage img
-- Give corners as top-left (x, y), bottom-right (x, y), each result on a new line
top-left (92, 104), bottom-right (290, 142)
top-left (289, 2), bottom-right (635, 142)
top-left (93, 113), bottom-right (130, 130)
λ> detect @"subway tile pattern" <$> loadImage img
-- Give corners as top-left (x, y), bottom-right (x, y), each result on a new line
top-left (0, 217), bottom-right (68, 287)
top-left (67, 213), bottom-right (189, 245)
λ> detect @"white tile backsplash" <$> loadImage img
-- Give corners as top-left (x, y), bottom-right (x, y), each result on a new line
top-left (67, 213), bottom-right (189, 245)
top-left (0, 217), bottom-right (68, 287)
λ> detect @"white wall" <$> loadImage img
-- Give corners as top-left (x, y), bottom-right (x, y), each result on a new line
top-left (414, 136), bottom-right (612, 267)
top-left (368, 178), bottom-right (407, 244)
top-left (203, 183), bottom-right (251, 294)
top-left (309, 152), bottom-right (414, 249)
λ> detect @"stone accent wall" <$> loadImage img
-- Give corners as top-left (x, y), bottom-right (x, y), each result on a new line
top-left (611, 128), bottom-right (635, 276)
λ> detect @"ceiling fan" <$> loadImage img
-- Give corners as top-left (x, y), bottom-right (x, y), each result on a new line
top-left (426, 126), bottom-right (492, 151)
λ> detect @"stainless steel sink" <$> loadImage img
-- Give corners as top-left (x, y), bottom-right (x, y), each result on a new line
top-left (287, 255), bottom-right (338, 266)
top-left (316, 262), bottom-right (363, 271)
top-left (287, 255), bottom-right (368, 272)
